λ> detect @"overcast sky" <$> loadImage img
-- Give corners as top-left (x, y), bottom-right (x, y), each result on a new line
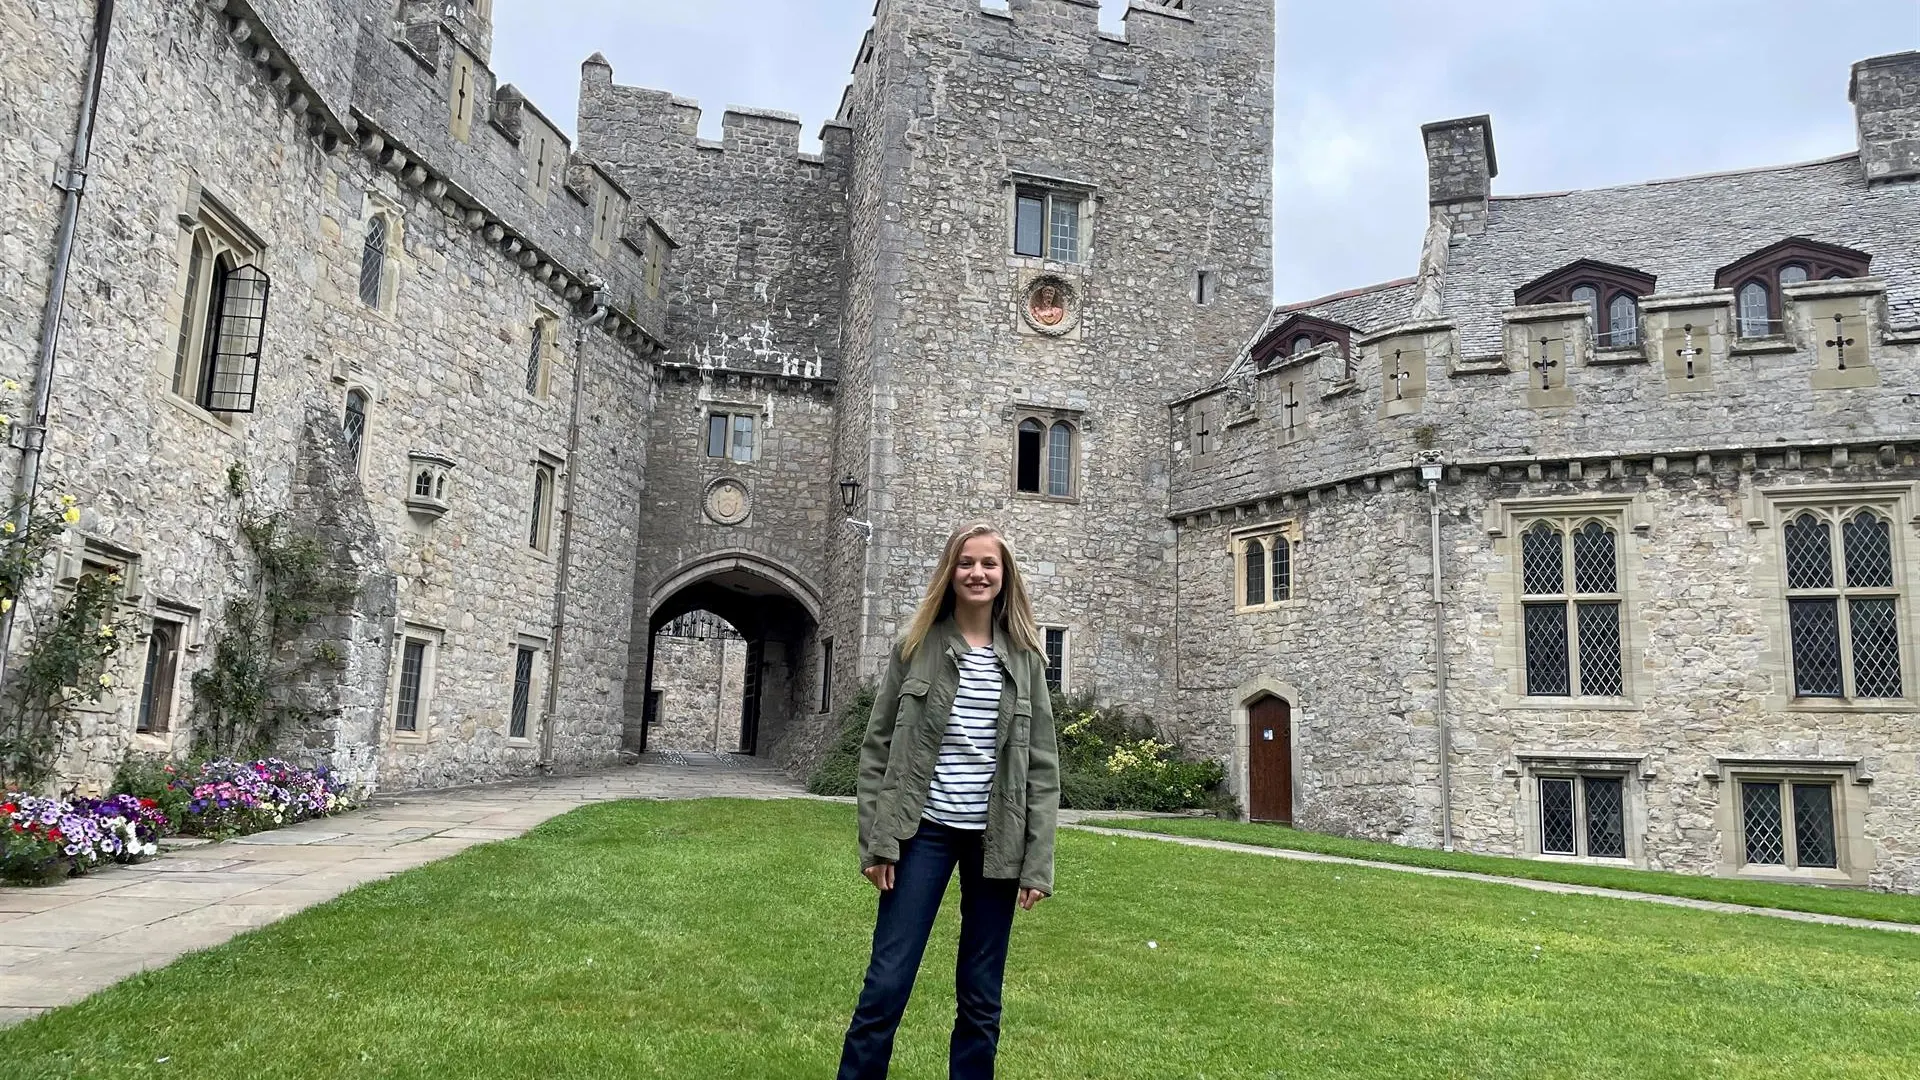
top-left (495, 1), bottom-right (1919, 305)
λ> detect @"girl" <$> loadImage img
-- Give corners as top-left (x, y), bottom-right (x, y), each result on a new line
top-left (837, 523), bottom-right (1060, 1080)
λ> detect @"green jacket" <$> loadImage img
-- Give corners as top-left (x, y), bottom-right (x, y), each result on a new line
top-left (856, 618), bottom-right (1060, 894)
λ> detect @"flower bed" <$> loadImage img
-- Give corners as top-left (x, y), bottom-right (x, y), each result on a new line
top-left (2, 793), bottom-right (164, 884)
top-left (2, 758), bottom-right (358, 885)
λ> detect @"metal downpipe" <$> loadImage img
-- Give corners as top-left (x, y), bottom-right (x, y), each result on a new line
top-left (0, 0), bottom-right (115, 691)
top-left (1428, 474), bottom-right (1454, 851)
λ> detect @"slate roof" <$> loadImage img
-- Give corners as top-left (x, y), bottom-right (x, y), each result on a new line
top-left (1443, 153), bottom-right (1920, 355)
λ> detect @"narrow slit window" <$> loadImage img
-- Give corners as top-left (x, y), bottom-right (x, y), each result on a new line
top-left (137, 621), bottom-right (181, 734)
top-left (1044, 627), bottom-right (1066, 690)
top-left (396, 639), bottom-right (427, 732)
top-left (342, 390), bottom-right (368, 466)
top-left (510, 645), bottom-right (536, 739)
top-left (359, 216), bottom-right (388, 308)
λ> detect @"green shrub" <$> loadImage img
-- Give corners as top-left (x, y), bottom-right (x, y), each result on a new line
top-left (111, 752), bottom-right (195, 834)
top-left (805, 683), bottom-right (876, 797)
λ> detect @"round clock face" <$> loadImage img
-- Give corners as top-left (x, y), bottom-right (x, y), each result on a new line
top-left (705, 479), bottom-right (750, 525)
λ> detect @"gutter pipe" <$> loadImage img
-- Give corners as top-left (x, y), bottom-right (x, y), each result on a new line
top-left (0, 0), bottom-right (116, 691)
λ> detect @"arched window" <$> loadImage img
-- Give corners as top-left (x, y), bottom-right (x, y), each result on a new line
top-left (1252, 315), bottom-right (1356, 371)
top-left (173, 235), bottom-right (211, 393)
top-left (1271, 535), bottom-right (1291, 601)
top-left (1047, 422), bottom-right (1073, 497)
top-left (529, 464), bottom-right (554, 551)
top-left (1514, 260), bottom-right (1656, 350)
top-left (1571, 285), bottom-right (1599, 324)
top-left (360, 215), bottom-right (388, 308)
top-left (343, 389), bottom-right (368, 465)
top-left (1716, 238), bottom-right (1871, 338)
top-left (1738, 282), bottom-right (1771, 338)
top-left (1244, 540), bottom-right (1266, 607)
top-left (1016, 419), bottom-right (1044, 494)
top-left (1607, 293), bottom-right (1639, 346)
top-left (1291, 335), bottom-right (1313, 356)
top-left (415, 468), bottom-right (436, 499)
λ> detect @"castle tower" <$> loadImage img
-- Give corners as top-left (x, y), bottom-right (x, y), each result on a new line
top-left (831, 0), bottom-right (1276, 716)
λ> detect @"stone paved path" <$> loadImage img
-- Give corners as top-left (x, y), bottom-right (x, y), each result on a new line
top-left (7, 762), bottom-right (1916, 1030)
top-left (0, 754), bottom-right (804, 1027)
top-left (1065, 824), bottom-right (1920, 937)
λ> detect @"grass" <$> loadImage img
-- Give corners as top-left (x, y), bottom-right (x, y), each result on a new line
top-left (1, 799), bottom-right (1917, 1079)
top-left (1079, 816), bottom-right (1920, 926)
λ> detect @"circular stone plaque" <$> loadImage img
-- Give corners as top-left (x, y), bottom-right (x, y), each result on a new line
top-left (704, 478), bottom-right (752, 526)
top-left (1020, 276), bottom-right (1080, 337)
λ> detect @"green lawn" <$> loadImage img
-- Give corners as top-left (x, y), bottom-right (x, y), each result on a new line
top-left (1081, 817), bottom-right (1920, 926)
top-left (3, 800), bottom-right (1918, 1079)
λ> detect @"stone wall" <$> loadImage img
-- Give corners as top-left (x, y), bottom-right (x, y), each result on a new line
top-left (0, 0), bottom-right (654, 794)
top-left (833, 0), bottom-right (1276, 732)
top-left (647, 633), bottom-right (747, 753)
top-left (1177, 459), bottom-right (1920, 893)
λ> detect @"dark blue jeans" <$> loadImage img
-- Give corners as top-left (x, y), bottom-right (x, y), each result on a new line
top-left (837, 818), bottom-right (1019, 1080)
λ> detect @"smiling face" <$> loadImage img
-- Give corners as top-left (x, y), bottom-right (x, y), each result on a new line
top-left (950, 534), bottom-right (1005, 613)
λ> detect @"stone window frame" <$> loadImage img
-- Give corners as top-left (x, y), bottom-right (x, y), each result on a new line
top-left (1489, 495), bottom-right (1646, 711)
top-left (1514, 754), bottom-right (1648, 867)
top-left (341, 384), bottom-right (373, 478)
top-left (134, 602), bottom-right (198, 746)
top-left (1186, 400), bottom-right (1222, 460)
top-left (703, 406), bottom-right (761, 465)
top-left (1751, 482), bottom-right (1918, 713)
top-left (1708, 756), bottom-right (1872, 886)
top-left (1012, 407), bottom-right (1081, 503)
top-left (389, 623), bottom-right (444, 741)
top-left (1007, 173), bottom-right (1095, 268)
top-left (1714, 237), bottom-right (1871, 339)
top-left (589, 177), bottom-right (629, 258)
top-left (523, 111), bottom-right (563, 205)
top-left (528, 451), bottom-right (564, 557)
top-left (1231, 520), bottom-right (1302, 613)
top-left (166, 185), bottom-right (266, 428)
top-left (507, 632), bottom-right (548, 745)
top-left (525, 307), bottom-right (558, 400)
top-left (1514, 259), bottom-right (1656, 350)
top-left (1041, 625), bottom-right (1069, 692)
top-left (1194, 269), bottom-right (1215, 307)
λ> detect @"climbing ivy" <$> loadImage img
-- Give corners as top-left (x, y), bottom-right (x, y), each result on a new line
top-left (192, 513), bottom-right (360, 757)
top-left (1, 569), bottom-right (140, 789)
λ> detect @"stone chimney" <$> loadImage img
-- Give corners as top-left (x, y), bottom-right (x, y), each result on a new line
top-left (1421, 115), bottom-right (1497, 235)
top-left (1851, 51), bottom-right (1920, 185)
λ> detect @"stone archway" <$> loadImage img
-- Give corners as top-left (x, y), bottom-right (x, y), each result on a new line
top-left (1231, 676), bottom-right (1302, 824)
top-left (625, 551), bottom-right (824, 760)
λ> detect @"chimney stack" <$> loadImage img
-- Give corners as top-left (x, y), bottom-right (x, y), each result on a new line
top-left (1851, 51), bottom-right (1920, 185)
top-left (1422, 115), bottom-right (1497, 235)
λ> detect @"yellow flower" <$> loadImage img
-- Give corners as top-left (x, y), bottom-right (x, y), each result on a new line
top-left (98, 674), bottom-right (114, 688)
top-left (62, 507), bottom-right (80, 524)
top-left (1, 379), bottom-right (19, 393)
top-left (98, 625), bottom-right (115, 639)
top-left (58, 494), bottom-right (77, 507)
top-left (0, 599), bottom-right (11, 613)
top-left (0, 415), bottom-right (11, 427)
top-left (1, 521), bottom-right (13, 534)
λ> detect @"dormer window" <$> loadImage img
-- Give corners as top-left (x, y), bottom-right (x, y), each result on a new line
top-left (406, 452), bottom-right (456, 520)
top-left (1715, 238), bottom-right (1871, 338)
top-left (1252, 313), bottom-right (1354, 370)
top-left (1515, 259), bottom-right (1656, 349)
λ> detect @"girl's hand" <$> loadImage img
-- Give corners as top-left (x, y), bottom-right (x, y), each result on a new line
top-left (863, 862), bottom-right (895, 891)
top-left (1018, 888), bottom-right (1046, 911)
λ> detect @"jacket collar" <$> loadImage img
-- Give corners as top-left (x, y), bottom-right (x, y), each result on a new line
top-left (935, 616), bottom-right (1026, 694)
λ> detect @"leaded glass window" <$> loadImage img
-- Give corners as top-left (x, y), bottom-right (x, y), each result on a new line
top-left (360, 215), bottom-right (388, 308)
top-left (1044, 627), bottom-right (1066, 690)
top-left (1047, 422), bottom-right (1073, 497)
top-left (1737, 281), bottom-right (1773, 337)
top-left (1013, 187), bottom-right (1085, 264)
top-left (529, 464), bottom-right (554, 552)
top-left (1778, 264), bottom-right (1809, 286)
top-left (342, 390), bottom-right (368, 466)
top-left (1571, 285), bottom-right (1598, 326)
top-left (1520, 518), bottom-right (1624, 697)
top-left (1236, 531), bottom-right (1294, 610)
top-left (1244, 540), bottom-right (1266, 607)
top-left (731, 415), bottom-right (754, 463)
top-left (396, 639), bottom-right (426, 732)
top-left (1607, 293), bottom-right (1639, 346)
top-left (525, 319), bottom-right (547, 397)
top-left (1740, 779), bottom-right (1839, 871)
top-left (510, 645), bottom-right (535, 739)
top-left (1782, 507), bottom-right (1904, 701)
top-left (1537, 774), bottom-right (1628, 859)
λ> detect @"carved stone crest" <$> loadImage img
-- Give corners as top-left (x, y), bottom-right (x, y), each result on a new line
top-left (703, 477), bottom-right (752, 526)
top-left (1020, 275), bottom-right (1080, 337)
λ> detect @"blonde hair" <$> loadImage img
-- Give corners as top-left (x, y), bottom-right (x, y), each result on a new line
top-left (900, 523), bottom-right (1042, 661)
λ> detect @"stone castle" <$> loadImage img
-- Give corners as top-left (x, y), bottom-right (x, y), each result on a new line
top-left (3, 0), bottom-right (1917, 891)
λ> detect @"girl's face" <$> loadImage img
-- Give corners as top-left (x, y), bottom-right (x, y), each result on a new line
top-left (951, 534), bottom-right (1005, 611)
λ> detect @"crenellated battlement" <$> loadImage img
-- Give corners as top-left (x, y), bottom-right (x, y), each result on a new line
top-left (580, 58), bottom-right (847, 172)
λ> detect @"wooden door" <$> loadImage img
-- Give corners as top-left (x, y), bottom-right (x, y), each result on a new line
top-left (1248, 696), bottom-right (1293, 824)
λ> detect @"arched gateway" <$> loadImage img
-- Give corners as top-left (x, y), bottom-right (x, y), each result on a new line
top-left (625, 551), bottom-right (825, 759)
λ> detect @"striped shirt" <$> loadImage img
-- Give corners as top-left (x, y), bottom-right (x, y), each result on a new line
top-left (922, 645), bottom-right (1002, 830)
